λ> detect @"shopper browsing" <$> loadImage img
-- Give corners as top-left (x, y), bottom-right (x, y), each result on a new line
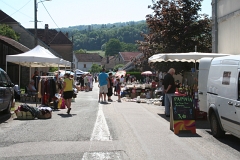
top-left (163, 68), bottom-right (176, 117)
top-left (98, 68), bottom-right (108, 104)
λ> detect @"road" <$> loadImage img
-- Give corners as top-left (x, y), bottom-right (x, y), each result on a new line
top-left (0, 83), bottom-right (240, 160)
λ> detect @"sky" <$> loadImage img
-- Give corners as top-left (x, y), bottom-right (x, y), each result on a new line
top-left (0, 0), bottom-right (212, 29)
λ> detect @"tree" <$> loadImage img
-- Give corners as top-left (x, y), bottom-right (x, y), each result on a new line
top-left (0, 24), bottom-right (20, 41)
top-left (114, 64), bottom-right (125, 71)
top-left (75, 49), bottom-right (87, 54)
top-left (136, 0), bottom-right (212, 72)
top-left (49, 67), bottom-right (58, 72)
top-left (90, 63), bottom-right (102, 73)
top-left (105, 39), bottom-right (122, 56)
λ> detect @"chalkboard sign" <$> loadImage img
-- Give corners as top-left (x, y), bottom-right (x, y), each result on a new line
top-left (172, 96), bottom-right (195, 120)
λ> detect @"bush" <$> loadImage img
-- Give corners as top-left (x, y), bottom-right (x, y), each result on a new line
top-left (126, 72), bottom-right (144, 82)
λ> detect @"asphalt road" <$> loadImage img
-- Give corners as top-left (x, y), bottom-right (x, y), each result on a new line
top-left (0, 83), bottom-right (240, 160)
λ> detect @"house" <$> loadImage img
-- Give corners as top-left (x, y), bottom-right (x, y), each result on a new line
top-left (73, 53), bottom-right (102, 72)
top-left (0, 10), bottom-right (73, 62)
top-left (212, 0), bottom-right (240, 54)
top-left (0, 35), bottom-right (30, 86)
top-left (122, 52), bottom-right (144, 71)
top-left (28, 25), bottom-right (73, 62)
top-left (117, 52), bottom-right (143, 71)
top-left (101, 56), bottom-right (118, 71)
top-left (118, 52), bottom-right (142, 64)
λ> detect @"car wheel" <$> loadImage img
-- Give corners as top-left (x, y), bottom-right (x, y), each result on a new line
top-left (2, 100), bottom-right (12, 114)
top-left (210, 112), bottom-right (225, 138)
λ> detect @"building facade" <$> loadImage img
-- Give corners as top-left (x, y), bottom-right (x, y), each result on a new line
top-left (212, 0), bottom-right (240, 54)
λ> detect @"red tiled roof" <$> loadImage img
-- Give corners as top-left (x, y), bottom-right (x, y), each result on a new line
top-left (74, 53), bottom-right (102, 62)
top-left (119, 52), bottom-right (142, 62)
top-left (0, 10), bottom-right (18, 24)
top-left (0, 35), bottom-right (29, 52)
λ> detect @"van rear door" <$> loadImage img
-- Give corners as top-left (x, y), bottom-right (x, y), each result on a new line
top-left (198, 57), bottom-right (213, 112)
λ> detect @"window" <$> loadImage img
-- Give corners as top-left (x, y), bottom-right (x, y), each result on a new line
top-left (238, 72), bottom-right (240, 100)
top-left (222, 71), bottom-right (231, 85)
top-left (84, 64), bottom-right (86, 68)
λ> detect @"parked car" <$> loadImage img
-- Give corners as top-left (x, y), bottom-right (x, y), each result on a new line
top-left (0, 68), bottom-right (14, 114)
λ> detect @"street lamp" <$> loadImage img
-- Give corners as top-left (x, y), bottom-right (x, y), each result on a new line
top-left (34, 0), bottom-right (51, 47)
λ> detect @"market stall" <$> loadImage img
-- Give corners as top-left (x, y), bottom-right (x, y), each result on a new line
top-left (148, 52), bottom-right (231, 123)
top-left (6, 45), bottom-right (71, 88)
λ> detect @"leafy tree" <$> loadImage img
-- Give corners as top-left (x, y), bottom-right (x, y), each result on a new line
top-left (136, 0), bottom-right (212, 72)
top-left (113, 64), bottom-right (124, 71)
top-left (90, 63), bottom-right (102, 73)
top-left (121, 42), bottom-right (138, 52)
top-left (0, 24), bottom-right (20, 41)
top-left (49, 67), bottom-right (58, 72)
top-left (105, 39), bottom-right (122, 56)
top-left (75, 49), bottom-right (87, 54)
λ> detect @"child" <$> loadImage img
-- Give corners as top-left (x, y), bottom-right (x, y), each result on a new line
top-left (116, 78), bottom-right (121, 102)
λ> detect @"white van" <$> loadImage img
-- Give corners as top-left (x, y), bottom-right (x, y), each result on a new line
top-left (198, 55), bottom-right (240, 138)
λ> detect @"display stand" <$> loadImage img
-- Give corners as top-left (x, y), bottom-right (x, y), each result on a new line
top-left (170, 96), bottom-right (196, 134)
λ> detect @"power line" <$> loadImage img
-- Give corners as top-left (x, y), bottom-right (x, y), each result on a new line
top-left (0, 0), bottom-right (33, 23)
top-left (40, 1), bottom-right (61, 31)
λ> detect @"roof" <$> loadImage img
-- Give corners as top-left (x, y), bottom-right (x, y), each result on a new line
top-left (0, 35), bottom-right (29, 52)
top-left (101, 56), bottom-right (116, 69)
top-left (0, 10), bottom-right (18, 24)
top-left (74, 53), bottom-right (102, 62)
top-left (50, 31), bottom-right (72, 44)
top-left (27, 29), bottom-right (72, 45)
top-left (119, 52), bottom-right (142, 62)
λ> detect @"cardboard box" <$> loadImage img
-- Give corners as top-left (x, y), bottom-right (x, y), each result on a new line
top-left (16, 111), bottom-right (35, 120)
top-left (37, 112), bottom-right (52, 119)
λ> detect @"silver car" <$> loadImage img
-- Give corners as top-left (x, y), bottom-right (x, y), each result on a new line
top-left (0, 68), bottom-right (14, 114)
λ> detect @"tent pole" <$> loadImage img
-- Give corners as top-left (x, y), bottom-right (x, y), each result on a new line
top-left (30, 66), bottom-right (32, 82)
top-left (6, 61), bottom-right (7, 73)
top-left (195, 60), bottom-right (196, 70)
top-left (19, 64), bottom-right (20, 88)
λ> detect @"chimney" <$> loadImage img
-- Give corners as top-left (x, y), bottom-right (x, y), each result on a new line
top-left (107, 56), bottom-right (109, 64)
top-left (65, 32), bottom-right (68, 38)
top-left (44, 24), bottom-right (49, 45)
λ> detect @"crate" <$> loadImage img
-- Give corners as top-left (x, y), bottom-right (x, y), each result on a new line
top-left (16, 111), bottom-right (35, 120)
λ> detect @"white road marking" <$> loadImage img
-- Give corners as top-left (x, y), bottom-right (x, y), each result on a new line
top-left (90, 104), bottom-right (112, 141)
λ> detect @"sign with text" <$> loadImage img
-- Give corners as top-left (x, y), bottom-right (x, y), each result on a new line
top-left (172, 96), bottom-right (194, 120)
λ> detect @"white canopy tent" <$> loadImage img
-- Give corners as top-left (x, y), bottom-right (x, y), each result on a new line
top-left (6, 45), bottom-right (71, 87)
top-left (148, 52), bottom-right (231, 63)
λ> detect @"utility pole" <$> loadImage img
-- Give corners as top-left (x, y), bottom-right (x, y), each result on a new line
top-left (34, 0), bottom-right (38, 47)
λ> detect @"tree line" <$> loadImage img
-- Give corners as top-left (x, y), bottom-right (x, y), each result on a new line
top-left (61, 21), bottom-right (148, 51)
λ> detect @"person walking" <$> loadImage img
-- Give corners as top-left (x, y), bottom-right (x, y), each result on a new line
top-left (163, 68), bottom-right (176, 117)
top-left (98, 68), bottom-right (108, 104)
top-left (115, 78), bottom-right (121, 102)
top-left (84, 74), bottom-right (89, 91)
top-left (61, 73), bottom-right (73, 114)
top-left (107, 73), bottom-right (113, 101)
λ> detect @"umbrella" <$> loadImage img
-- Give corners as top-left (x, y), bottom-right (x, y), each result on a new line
top-left (59, 70), bottom-right (74, 78)
top-left (115, 70), bottom-right (126, 77)
top-left (141, 71), bottom-right (152, 75)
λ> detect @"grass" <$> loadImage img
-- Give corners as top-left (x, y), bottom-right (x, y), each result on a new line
top-left (88, 50), bottom-right (105, 57)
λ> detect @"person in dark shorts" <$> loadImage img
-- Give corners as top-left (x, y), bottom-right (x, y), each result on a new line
top-left (62, 73), bottom-right (73, 114)
top-left (107, 73), bottom-right (113, 102)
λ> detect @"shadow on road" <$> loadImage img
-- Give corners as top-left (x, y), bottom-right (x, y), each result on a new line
top-left (0, 113), bottom-right (11, 124)
top-left (58, 113), bottom-right (77, 118)
top-left (206, 131), bottom-right (240, 151)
